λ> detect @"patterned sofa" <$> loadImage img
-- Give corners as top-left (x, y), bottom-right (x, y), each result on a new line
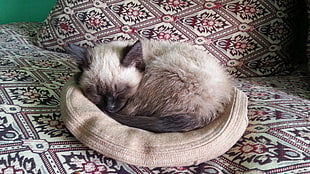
top-left (0, 0), bottom-right (309, 173)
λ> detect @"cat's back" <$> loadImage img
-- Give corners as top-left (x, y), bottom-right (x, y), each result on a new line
top-left (124, 40), bottom-right (232, 120)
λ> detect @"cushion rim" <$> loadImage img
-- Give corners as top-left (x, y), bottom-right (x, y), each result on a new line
top-left (61, 78), bottom-right (248, 167)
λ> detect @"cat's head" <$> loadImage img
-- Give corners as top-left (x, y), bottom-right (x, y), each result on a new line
top-left (66, 41), bottom-right (145, 113)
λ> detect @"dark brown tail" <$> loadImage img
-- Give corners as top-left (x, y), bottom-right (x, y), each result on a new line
top-left (108, 112), bottom-right (204, 133)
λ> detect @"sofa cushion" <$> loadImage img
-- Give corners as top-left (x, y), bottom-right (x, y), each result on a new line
top-left (35, 0), bottom-right (304, 77)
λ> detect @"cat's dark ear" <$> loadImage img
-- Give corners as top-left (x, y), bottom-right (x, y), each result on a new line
top-left (65, 43), bottom-right (90, 70)
top-left (122, 40), bottom-right (145, 71)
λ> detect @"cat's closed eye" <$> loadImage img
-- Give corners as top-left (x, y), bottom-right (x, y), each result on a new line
top-left (82, 85), bottom-right (101, 104)
top-left (115, 84), bottom-right (130, 95)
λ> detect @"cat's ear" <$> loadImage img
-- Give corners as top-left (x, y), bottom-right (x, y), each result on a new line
top-left (122, 40), bottom-right (145, 71)
top-left (65, 43), bottom-right (90, 70)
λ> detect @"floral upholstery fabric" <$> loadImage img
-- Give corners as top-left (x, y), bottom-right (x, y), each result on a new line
top-left (35, 0), bottom-right (306, 77)
top-left (1, 22), bottom-right (310, 174)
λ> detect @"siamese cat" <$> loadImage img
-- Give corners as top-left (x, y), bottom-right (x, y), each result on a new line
top-left (66, 40), bottom-right (233, 133)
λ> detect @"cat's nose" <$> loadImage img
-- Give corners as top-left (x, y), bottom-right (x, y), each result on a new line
top-left (107, 103), bottom-right (117, 112)
top-left (106, 96), bottom-right (118, 113)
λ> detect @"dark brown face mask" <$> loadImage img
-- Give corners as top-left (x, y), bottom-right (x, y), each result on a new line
top-left (66, 41), bottom-right (145, 114)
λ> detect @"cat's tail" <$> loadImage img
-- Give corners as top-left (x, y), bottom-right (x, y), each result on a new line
top-left (108, 112), bottom-right (206, 133)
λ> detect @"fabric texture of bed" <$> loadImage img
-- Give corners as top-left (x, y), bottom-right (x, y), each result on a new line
top-left (0, 22), bottom-right (309, 173)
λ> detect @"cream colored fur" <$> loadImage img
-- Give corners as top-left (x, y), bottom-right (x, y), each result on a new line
top-left (119, 40), bottom-right (233, 124)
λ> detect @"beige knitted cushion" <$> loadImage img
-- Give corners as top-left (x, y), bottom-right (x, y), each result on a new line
top-left (60, 78), bottom-right (248, 167)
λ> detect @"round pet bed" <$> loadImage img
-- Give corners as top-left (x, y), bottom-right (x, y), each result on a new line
top-left (60, 78), bottom-right (248, 167)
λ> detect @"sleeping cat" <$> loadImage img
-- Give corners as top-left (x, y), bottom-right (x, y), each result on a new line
top-left (66, 40), bottom-right (233, 133)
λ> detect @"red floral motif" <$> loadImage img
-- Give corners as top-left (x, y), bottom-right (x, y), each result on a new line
top-left (215, 34), bottom-right (260, 57)
top-left (248, 108), bottom-right (274, 121)
top-left (48, 120), bottom-right (65, 129)
top-left (240, 143), bottom-right (267, 154)
top-left (151, 0), bottom-right (194, 12)
top-left (137, 25), bottom-right (186, 41)
top-left (0, 70), bottom-right (33, 82)
top-left (127, 8), bottom-right (141, 17)
top-left (22, 91), bottom-right (41, 99)
top-left (60, 22), bottom-right (72, 31)
top-left (3, 71), bottom-right (19, 78)
top-left (33, 113), bottom-right (70, 138)
top-left (246, 54), bottom-right (291, 76)
top-left (224, 0), bottom-right (267, 21)
top-left (248, 110), bottom-right (268, 117)
top-left (154, 166), bottom-right (196, 173)
top-left (62, 151), bottom-right (120, 173)
top-left (77, 9), bottom-right (112, 31)
top-left (157, 32), bottom-right (172, 40)
top-left (28, 59), bottom-right (67, 69)
top-left (43, 72), bottom-right (74, 86)
top-left (0, 153), bottom-right (38, 174)
top-left (82, 162), bottom-right (107, 174)
top-left (53, 73), bottom-right (71, 82)
top-left (250, 91), bottom-right (269, 98)
top-left (54, 16), bottom-right (77, 37)
top-left (257, 21), bottom-right (290, 42)
top-left (180, 12), bottom-right (229, 34)
top-left (167, 0), bottom-right (188, 7)
top-left (226, 136), bottom-right (274, 165)
top-left (244, 5), bottom-right (257, 14)
top-left (36, 60), bottom-right (53, 67)
top-left (89, 17), bottom-right (104, 28)
top-left (10, 87), bottom-right (58, 105)
top-left (111, 2), bottom-right (152, 24)
top-left (1, 166), bottom-right (24, 174)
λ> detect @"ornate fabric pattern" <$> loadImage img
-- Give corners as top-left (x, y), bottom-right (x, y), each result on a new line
top-left (1, 22), bottom-right (310, 173)
top-left (35, 0), bottom-right (306, 77)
